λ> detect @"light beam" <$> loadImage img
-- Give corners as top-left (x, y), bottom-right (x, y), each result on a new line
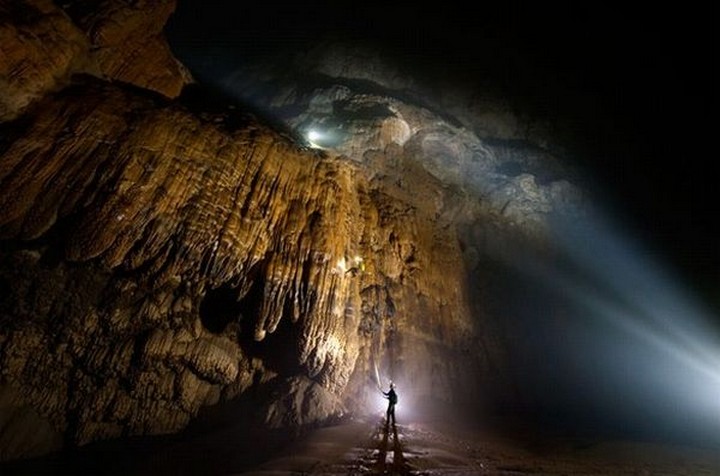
top-left (509, 206), bottom-right (720, 443)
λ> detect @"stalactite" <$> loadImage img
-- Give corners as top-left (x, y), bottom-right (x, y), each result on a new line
top-left (0, 77), bottom-right (480, 457)
top-left (0, 0), bottom-right (587, 461)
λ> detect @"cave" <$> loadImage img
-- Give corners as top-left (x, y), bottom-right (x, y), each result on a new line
top-left (0, 1), bottom-right (718, 474)
top-left (199, 285), bottom-right (242, 334)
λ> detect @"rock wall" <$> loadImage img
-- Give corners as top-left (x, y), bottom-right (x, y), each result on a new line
top-left (0, 0), bottom-right (189, 122)
top-left (0, 75), bottom-right (480, 460)
top-left (0, 0), bottom-right (586, 462)
top-left (219, 42), bottom-right (582, 237)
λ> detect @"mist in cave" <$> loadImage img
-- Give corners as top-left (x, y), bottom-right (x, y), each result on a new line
top-left (166, 0), bottom-right (720, 439)
top-left (0, 1), bottom-right (718, 475)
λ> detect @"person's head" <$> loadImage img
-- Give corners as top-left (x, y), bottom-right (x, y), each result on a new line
top-left (389, 382), bottom-right (395, 389)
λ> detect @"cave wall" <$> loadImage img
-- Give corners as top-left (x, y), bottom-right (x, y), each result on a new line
top-left (0, 0), bottom-right (488, 460)
top-left (0, 0), bottom-right (189, 122)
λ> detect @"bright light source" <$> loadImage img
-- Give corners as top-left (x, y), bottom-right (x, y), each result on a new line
top-left (304, 126), bottom-right (343, 149)
top-left (307, 129), bottom-right (321, 142)
top-left (306, 129), bottom-right (325, 148)
top-left (372, 387), bottom-right (389, 414)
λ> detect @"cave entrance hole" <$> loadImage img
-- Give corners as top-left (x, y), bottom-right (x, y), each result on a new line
top-left (236, 269), bottom-right (304, 376)
top-left (199, 284), bottom-right (243, 334)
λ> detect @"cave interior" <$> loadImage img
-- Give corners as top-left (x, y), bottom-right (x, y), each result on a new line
top-left (0, 1), bottom-right (718, 474)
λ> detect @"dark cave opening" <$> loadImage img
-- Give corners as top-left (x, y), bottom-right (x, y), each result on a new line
top-left (234, 272), bottom-right (304, 376)
top-left (199, 284), bottom-right (242, 334)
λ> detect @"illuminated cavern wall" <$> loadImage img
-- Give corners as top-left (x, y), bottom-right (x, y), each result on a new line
top-left (0, 0), bottom-right (583, 461)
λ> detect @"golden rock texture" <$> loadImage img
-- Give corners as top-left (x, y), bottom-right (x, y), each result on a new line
top-left (0, 0), bottom-right (88, 121)
top-left (64, 0), bottom-right (191, 97)
top-left (0, 0), bottom-right (189, 121)
top-left (0, 0), bottom-right (527, 462)
top-left (0, 78), bottom-right (479, 458)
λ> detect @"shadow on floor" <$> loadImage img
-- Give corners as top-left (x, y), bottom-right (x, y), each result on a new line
top-left (373, 418), bottom-right (410, 475)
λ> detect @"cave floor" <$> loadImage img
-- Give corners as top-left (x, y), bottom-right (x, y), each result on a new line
top-left (239, 418), bottom-right (720, 476)
top-left (4, 416), bottom-right (720, 475)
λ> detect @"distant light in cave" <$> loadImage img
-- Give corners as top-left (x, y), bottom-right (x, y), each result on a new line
top-left (304, 126), bottom-right (345, 149)
top-left (307, 129), bottom-right (322, 143)
top-left (306, 128), bottom-right (326, 149)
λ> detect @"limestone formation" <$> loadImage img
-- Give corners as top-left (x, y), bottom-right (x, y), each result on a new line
top-left (0, 0), bottom-right (189, 121)
top-left (0, 76), bottom-right (484, 458)
top-left (0, 0), bottom-right (584, 462)
top-left (0, 0), bottom-right (88, 121)
top-left (62, 0), bottom-right (191, 97)
top-left (220, 42), bottom-right (582, 237)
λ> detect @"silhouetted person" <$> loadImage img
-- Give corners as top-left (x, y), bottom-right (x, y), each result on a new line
top-left (383, 382), bottom-right (397, 425)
